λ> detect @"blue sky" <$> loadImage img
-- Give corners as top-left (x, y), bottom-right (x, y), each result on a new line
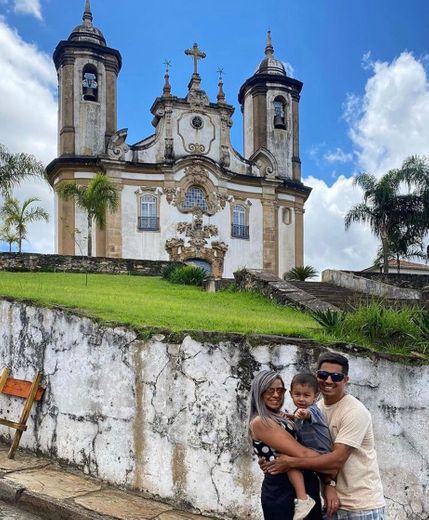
top-left (0, 0), bottom-right (429, 270)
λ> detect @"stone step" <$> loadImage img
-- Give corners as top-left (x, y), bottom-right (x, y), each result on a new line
top-left (288, 281), bottom-right (379, 310)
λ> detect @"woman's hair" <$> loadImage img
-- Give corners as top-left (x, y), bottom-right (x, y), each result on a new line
top-left (248, 370), bottom-right (289, 435)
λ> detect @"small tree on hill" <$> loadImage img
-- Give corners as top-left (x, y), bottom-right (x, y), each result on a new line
top-left (0, 224), bottom-right (19, 252)
top-left (284, 265), bottom-right (318, 281)
top-left (56, 174), bottom-right (119, 256)
top-left (0, 197), bottom-right (49, 253)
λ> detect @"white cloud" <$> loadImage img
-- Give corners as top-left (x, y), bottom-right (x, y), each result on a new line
top-left (0, 18), bottom-right (56, 253)
top-left (349, 52), bottom-right (429, 175)
top-left (324, 148), bottom-right (353, 164)
top-left (13, 0), bottom-right (42, 20)
top-left (305, 52), bottom-right (429, 274)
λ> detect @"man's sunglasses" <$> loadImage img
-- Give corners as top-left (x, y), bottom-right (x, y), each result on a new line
top-left (316, 370), bottom-right (345, 382)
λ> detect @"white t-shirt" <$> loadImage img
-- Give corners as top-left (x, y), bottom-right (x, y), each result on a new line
top-left (318, 394), bottom-right (385, 511)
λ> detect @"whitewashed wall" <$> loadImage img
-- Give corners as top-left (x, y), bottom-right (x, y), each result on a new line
top-left (0, 299), bottom-right (427, 519)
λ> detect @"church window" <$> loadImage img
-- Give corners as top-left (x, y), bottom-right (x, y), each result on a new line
top-left (82, 65), bottom-right (98, 102)
top-left (231, 204), bottom-right (249, 239)
top-left (273, 97), bottom-right (286, 129)
top-left (183, 185), bottom-right (208, 211)
top-left (138, 194), bottom-right (159, 230)
top-left (191, 116), bottom-right (204, 129)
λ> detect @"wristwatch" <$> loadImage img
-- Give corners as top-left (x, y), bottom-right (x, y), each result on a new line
top-left (327, 480), bottom-right (336, 487)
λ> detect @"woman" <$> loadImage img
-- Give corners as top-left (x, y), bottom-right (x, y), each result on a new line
top-left (249, 370), bottom-right (323, 520)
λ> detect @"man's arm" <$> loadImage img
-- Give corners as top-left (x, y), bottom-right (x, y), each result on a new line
top-left (267, 442), bottom-right (352, 474)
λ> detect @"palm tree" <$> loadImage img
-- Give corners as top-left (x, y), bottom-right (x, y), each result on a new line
top-left (0, 143), bottom-right (46, 196)
top-left (0, 224), bottom-right (19, 252)
top-left (0, 197), bottom-right (49, 253)
top-left (284, 265), bottom-right (318, 281)
top-left (56, 174), bottom-right (119, 256)
top-left (344, 171), bottom-right (408, 273)
top-left (397, 155), bottom-right (429, 245)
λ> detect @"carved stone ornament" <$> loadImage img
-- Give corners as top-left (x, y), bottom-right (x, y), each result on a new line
top-left (107, 128), bottom-right (129, 160)
top-left (165, 208), bottom-right (228, 278)
top-left (164, 138), bottom-right (174, 162)
top-left (187, 89), bottom-right (210, 107)
top-left (220, 145), bottom-right (231, 168)
top-left (216, 192), bottom-right (229, 209)
top-left (163, 187), bottom-right (177, 205)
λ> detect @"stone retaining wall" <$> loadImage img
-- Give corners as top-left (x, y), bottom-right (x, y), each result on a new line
top-left (322, 269), bottom-right (421, 300)
top-left (0, 252), bottom-right (174, 276)
top-left (0, 299), bottom-right (427, 519)
top-left (355, 271), bottom-right (429, 290)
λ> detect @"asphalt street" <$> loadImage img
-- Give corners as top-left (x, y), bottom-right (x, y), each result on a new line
top-left (0, 500), bottom-right (43, 519)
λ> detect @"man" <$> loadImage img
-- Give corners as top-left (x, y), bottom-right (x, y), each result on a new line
top-left (267, 352), bottom-right (385, 519)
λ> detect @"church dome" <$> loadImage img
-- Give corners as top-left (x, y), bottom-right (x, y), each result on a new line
top-left (68, 0), bottom-right (106, 47)
top-left (255, 31), bottom-right (286, 76)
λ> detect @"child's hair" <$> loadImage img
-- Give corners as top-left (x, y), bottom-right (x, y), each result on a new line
top-left (290, 373), bottom-right (319, 393)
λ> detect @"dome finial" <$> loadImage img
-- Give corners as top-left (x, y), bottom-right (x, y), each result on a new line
top-left (83, 0), bottom-right (93, 26)
top-left (265, 30), bottom-right (274, 57)
top-left (163, 60), bottom-right (172, 97)
top-left (217, 67), bottom-right (225, 103)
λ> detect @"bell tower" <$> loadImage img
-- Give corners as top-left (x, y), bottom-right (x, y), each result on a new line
top-left (53, 0), bottom-right (122, 157)
top-left (238, 32), bottom-right (303, 180)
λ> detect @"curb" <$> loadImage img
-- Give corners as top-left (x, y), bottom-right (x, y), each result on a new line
top-left (0, 477), bottom-right (113, 520)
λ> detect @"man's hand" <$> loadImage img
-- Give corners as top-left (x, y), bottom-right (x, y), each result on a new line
top-left (323, 485), bottom-right (340, 519)
top-left (294, 408), bottom-right (310, 420)
top-left (266, 454), bottom-right (293, 474)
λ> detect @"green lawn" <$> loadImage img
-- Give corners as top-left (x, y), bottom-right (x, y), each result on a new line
top-left (0, 272), bottom-right (320, 337)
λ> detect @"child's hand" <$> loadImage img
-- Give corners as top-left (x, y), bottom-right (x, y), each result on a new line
top-left (279, 411), bottom-right (295, 421)
top-left (294, 408), bottom-right (310, 420)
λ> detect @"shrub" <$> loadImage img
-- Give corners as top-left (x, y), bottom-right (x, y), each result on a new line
top-left (284, 265), bottom-right (318, 281)
top-left (337, 302), bottom-right (423, 352)
top-left (310, 308), bottom-right (345, 333)
top-left (161, 262), bottom-right (182, 280)
top-left (168, 265), bottom-right (207, 286)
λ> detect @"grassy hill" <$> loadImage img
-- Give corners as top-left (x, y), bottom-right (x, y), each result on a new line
top-left (0, 272), bottom-right (319, 337)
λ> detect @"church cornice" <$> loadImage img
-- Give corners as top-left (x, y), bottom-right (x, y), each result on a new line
top-left (150, 96), bottom-right (235, 117)
top-left (53, 40), bottom-right (122, 72)
top-left (238, 73), bottom-right (303, 104)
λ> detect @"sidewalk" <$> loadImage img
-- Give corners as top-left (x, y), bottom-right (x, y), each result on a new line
top-left (0, 445), bottom-right (217, 520)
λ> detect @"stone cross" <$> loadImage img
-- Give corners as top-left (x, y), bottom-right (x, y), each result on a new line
top-left (185, 43), bottom-right (206, 75)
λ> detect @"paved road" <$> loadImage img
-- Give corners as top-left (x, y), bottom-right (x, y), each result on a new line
top-left (0, 500), bottom-right (44, 519)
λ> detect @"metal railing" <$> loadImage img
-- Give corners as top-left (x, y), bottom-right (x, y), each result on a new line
top-left (138, 217), bottom-right (159, 231)
top-left (231, 224), bottom-right (249, 239)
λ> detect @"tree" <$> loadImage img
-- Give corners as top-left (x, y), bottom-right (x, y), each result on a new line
top-left (284, 265), bottom-right (318, 281)
top-left (0, 143), bottom-right (46, 196)
top-left (397, 155), bottom-right (429, 245)
top-left (0, 197), bottom-right (49, 253)
top-left (56, 174), bottom-right (119, 256)
top-left (344, 171), bottom-right (415, 274)
top-left (0, 224), bottom-right (19, 252)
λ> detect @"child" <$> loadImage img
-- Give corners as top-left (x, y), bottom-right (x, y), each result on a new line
top-left (289, 373), bottom-right (331, 454)
top-left (289, 372), bottom-right (337, 520)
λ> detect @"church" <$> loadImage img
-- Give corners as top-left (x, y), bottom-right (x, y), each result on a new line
top-left (47, 0), bottom-right (311, 278)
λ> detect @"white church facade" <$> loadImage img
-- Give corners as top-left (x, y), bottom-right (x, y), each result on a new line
top-left (47, 1), bottom-right (311, 278)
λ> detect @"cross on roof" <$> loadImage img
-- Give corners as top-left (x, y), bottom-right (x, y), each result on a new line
top-left (185, 43), bottom-right (206, 75)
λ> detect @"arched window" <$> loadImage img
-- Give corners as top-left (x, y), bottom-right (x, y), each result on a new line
top-left (231, 204), bottom-right (249, 239)
top-left (82, 65), bottom-right (98, 102)
top-left (183, 185), bottom-right (208, 211)
top-left (273, 97), bottom-right (286, 129)
top-left (139, 194), bottom-right (159, 230)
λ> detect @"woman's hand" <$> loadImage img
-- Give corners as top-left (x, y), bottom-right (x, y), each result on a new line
top-left (323, 485), bottom-right (340, 518)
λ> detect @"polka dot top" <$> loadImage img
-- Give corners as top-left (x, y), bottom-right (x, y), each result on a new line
top-left (252, 417), bottom-right (296, 461)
